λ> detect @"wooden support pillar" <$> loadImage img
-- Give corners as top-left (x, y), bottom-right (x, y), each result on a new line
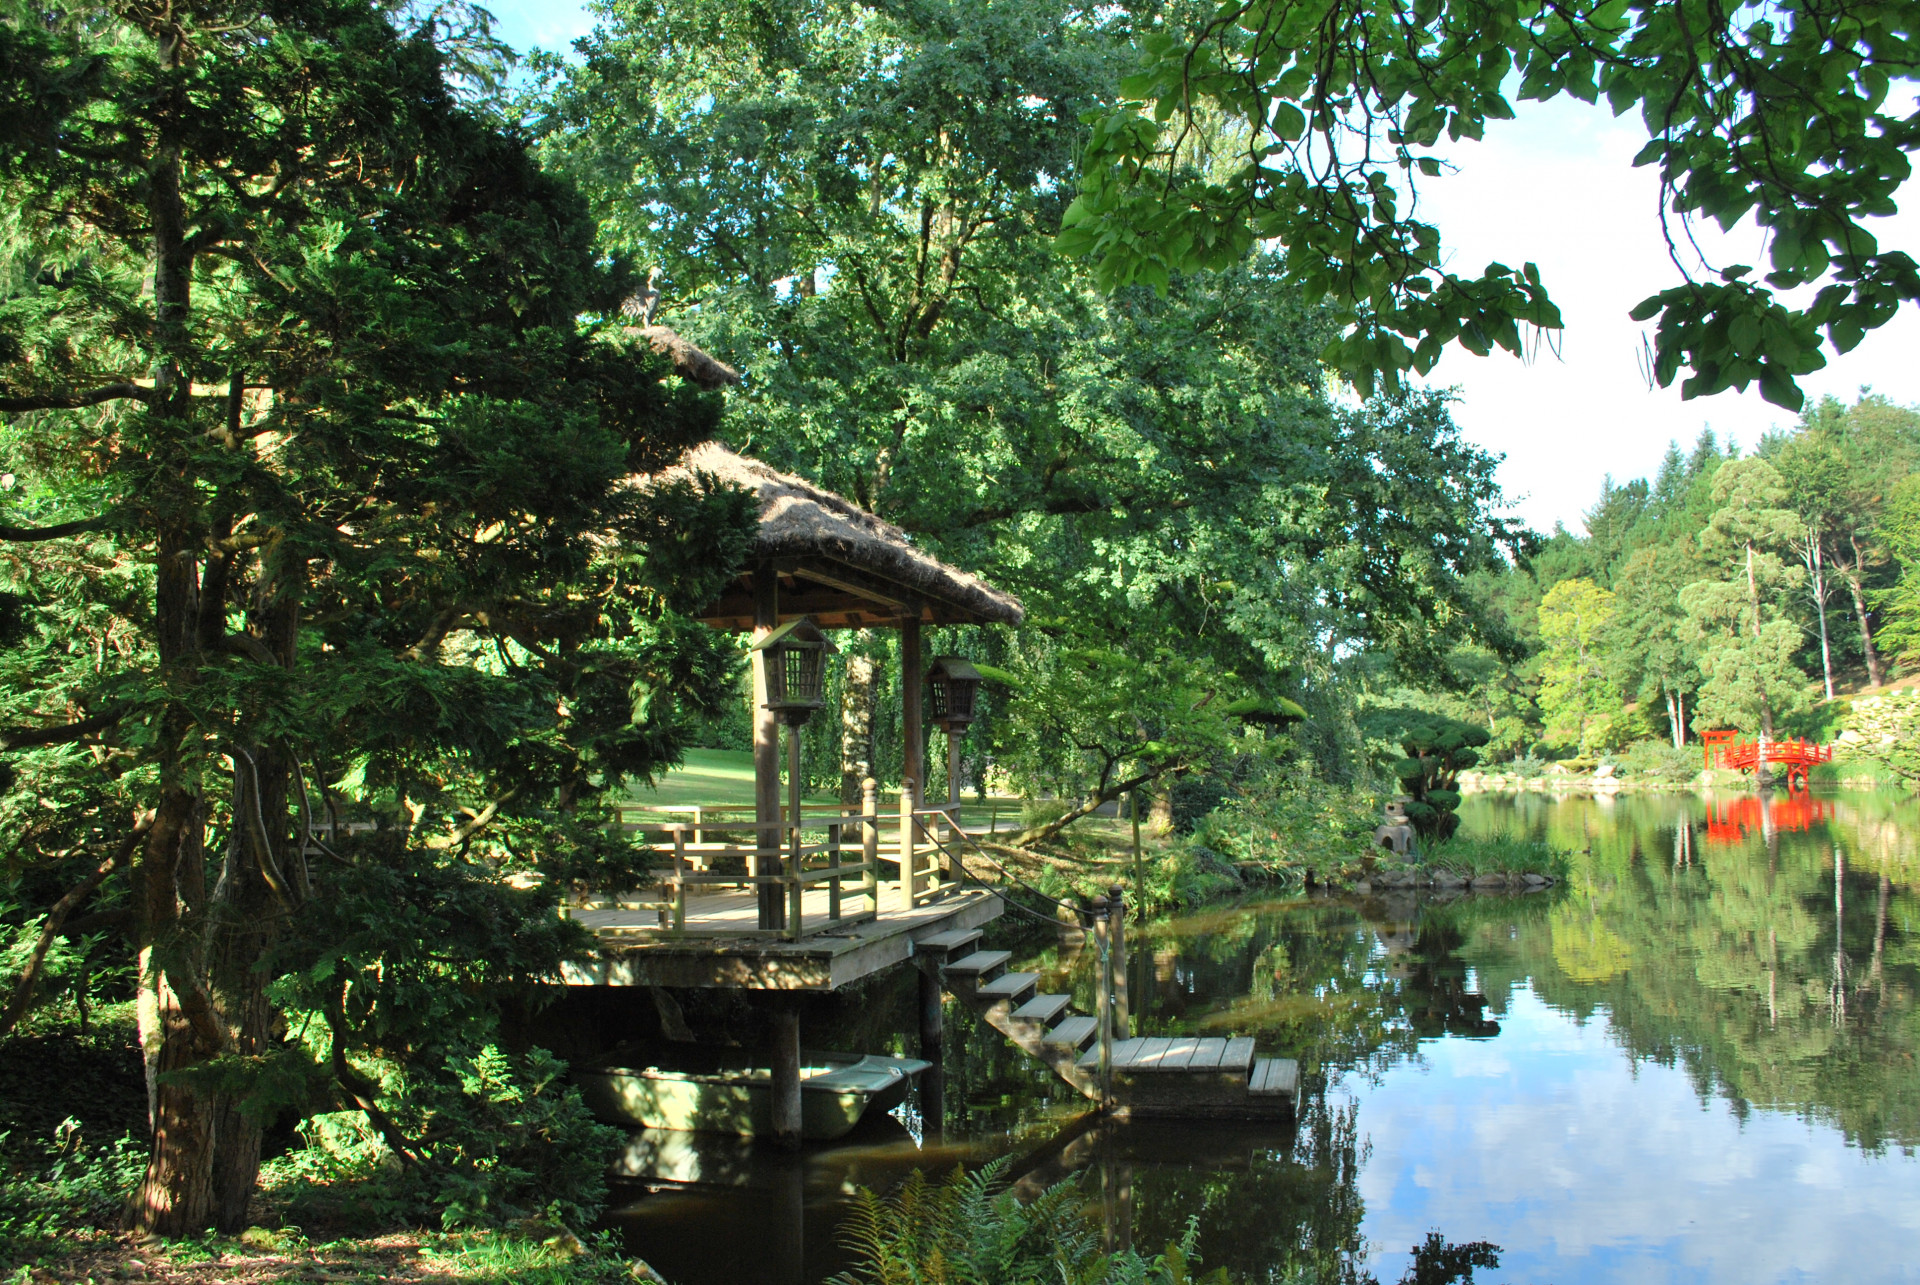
top-left (770, 999), bottom-right (802, 1151)
top-left (1108, 884), bottom-right (1129, 1039)
top-left (917, 965), bottom-right (945, 1132)
top-left (753, 567), bottom-right (784, 930)
top-left (900, 616), bottom-right (924, 808)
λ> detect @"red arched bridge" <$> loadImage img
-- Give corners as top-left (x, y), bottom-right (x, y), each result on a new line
top-left (1699, 730), bottom-right (1834, 788)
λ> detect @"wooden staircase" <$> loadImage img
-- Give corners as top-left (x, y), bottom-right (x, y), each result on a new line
top-left (915, 927), bottom-right (1297, 1119)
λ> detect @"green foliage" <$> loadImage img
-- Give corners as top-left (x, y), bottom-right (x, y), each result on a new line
top-left (1190, 767), bottom-right (1376, 877)
top-left (1424, 833), bottom-right (1570, 880)
top-left (1062, 0), bottom-right (1920, 409)
top-left (535, 0), bottom-right (1530, 811)
top-left (827, 1161), bottom-right (1230, 1285)
top-left (265, 1046), bottom-right (619, 1233)
top-left (0, 1118), bottom-right (145, 1251)
top-left (1874, 475), bottom-right (1920, 668)
top-left (1535, 578), bottom-right (1619, 752)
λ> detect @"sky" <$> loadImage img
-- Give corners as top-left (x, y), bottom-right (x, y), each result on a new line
top-left (485, 2), bottom-right (1920, 535)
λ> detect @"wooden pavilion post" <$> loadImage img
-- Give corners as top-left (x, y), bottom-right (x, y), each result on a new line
top-left (901, 615), bottom-right (925, 809)
top-left (753, 566), bottom-right (784, 930)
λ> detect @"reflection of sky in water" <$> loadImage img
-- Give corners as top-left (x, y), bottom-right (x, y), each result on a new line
top-left (1348, 985), bottom-right (1920, 1284)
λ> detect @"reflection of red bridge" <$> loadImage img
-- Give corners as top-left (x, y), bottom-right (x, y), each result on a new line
top-left (1703, 793), bottom-right (1834, 845)
top-left (1699, 730), bottom-right (1834, 788)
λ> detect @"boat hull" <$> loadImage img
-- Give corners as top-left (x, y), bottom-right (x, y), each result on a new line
top-left (575, 1052), bottom-right (929, 1141)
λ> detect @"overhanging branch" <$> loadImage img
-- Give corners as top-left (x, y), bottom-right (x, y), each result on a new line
top-left (0, 383), bottom-right (151, 413)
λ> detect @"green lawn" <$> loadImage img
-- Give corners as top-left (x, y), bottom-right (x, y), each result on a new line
top-left (619, 748), bottom-right (837, 809)
top-left (620, 748), bottom-right (1030, 832)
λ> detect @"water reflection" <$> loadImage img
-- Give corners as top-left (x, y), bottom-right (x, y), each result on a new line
top-left (607, 789), bottom-right (1920, 1284)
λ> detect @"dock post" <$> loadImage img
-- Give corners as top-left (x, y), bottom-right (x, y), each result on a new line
top-left (671, 830), bottom-right (687, 935)
top-left (1108, 884), bottom-right (1129, 1040)
top-left (1091, 894), bottom-right (1113, 1109)
top-left (752, 566), bottom-right (783, 931)
top-left (899, 778), bottom-right (917, 909)
top-left (918, 965), bottom-right (945, 1132)
top-left (770, 999), bottom-right (803, 1151)
top-left (861, 777), bottom-right (879, 912)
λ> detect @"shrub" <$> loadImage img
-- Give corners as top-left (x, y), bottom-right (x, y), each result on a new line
top-left (0, 1118), bottom-right (145, 1252)
top-left (265, 1045), bottom-right (620, 1233)
top-left (1613, 739), bottom-right (1699, 782)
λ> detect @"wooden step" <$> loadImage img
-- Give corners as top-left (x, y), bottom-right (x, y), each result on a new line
top-left (1009, 993), bottom-right (1072, 1029)
top-left (1221, 1038), bottom-right (1256, 1074)
top-left (1249, 1057), bottom-right (1300, 1097)
top-left (977, 971), bottom-right (1039, 1003)
top-left (916, 928), bottom-right (982, 957)
top-left (942, 950), bottom-right (1010, 981)
top-left (1043, 1016), bottom-right (1097, 1050)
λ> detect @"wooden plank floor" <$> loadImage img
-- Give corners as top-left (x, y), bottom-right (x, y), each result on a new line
top-left (574, 885), bottom-right (899, 938)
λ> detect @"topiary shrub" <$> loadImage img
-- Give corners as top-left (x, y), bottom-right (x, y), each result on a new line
top-left (1384, 716), bottom-right (1490, 841)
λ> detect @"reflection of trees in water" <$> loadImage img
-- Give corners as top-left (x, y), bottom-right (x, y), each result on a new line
top-left (1103, 1091), bottom-right (1371, 1284)
top-left (1458, 789), bottom-right (1920, 1152)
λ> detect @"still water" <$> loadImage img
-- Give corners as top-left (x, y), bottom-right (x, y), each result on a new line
top-left (607, 790), bottom-right (1920, 1283)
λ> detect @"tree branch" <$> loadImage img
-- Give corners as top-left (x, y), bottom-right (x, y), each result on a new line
top-left (0, 816), bottom-right (152, 1037)
top-left (0, 515), bottom-right (110, 541)
top-left (0, 383), bottom-right (152, 413)
top-left (1011, 764), bottom-right (1178, 848)
top-left (0, 707), bottom-right (125, 753)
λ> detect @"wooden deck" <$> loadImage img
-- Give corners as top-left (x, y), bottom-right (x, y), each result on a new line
top-left (563, 886), bottom-right (1003, 991)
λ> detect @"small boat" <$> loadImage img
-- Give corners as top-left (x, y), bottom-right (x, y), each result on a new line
top-left (575, 1049), bottom-right (931, 1141)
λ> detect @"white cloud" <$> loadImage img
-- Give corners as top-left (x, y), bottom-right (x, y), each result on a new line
top-left (1347, 988), bottom-right (1920, 1284)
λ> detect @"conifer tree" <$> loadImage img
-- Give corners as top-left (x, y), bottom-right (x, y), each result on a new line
top-left (0, 0), bottom-right (752, 1234)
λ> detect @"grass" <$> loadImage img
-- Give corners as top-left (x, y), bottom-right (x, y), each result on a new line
top-left (1422, 831), bottom-right (1571, 879)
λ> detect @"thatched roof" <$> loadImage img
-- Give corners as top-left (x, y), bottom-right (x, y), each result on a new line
top-left (645, 442), bottom-right (1024, 631)
top-left (629, 325), bottom-right (741, 390)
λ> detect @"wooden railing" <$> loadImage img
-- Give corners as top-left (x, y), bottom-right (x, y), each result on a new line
top-left (609, 777), bottom-right (971, 941)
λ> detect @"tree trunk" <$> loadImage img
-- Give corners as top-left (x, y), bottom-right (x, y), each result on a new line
top-left (1843, 536), bottom-right (1885, 687)
top-left (129, 791), bottom-right (219, 1235)
top-left (1806, 530), bottom-right (1834, 700)
top-left (1148, 788), bottom-right (1174, 836)
top-left (1747, 541), bottom-right (1773, 786)
top-left (1667, 691), bottom-right (1681, 750)
top-left (838, 647), bottom-right (878, 807)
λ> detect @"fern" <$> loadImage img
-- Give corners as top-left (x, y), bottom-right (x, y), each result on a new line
top-left (827, 1160), bottom-right (1231, 1285)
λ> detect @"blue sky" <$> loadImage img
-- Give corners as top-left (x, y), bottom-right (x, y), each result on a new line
top-left (485, 1), bottom-right (1920, 534)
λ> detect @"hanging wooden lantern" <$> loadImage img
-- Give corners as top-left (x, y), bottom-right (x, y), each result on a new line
top-left (751, 617), bottom-right (839, 725)
top-left (927, 655), bottom-right (983, 730)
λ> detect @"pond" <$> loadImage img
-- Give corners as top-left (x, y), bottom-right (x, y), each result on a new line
top-left (605, 789), bottom-right (1920, 1284)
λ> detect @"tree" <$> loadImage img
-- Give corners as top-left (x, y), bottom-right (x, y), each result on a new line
top-left (1775, 394), bottom-right (1920, 688)
top-left (534, 0), bottom-right (1531, 798)
top-left (1680, 460), bottom-right (1808, 773)
top-left (1365, 711), bottom-right (1488, 841)
top-left (1536, 578), bottom-right (1619, 753)
top-left (988, 643), bottom-right (1249, 847)
top-left (1606, 545), bottom-right (1702, 748)
top-left (0, 0), bottom-right (750, 1235)
top-left (1059, 0), bottom-right (1920, 408)
top-left (1872, 474), bottom-right (1920, 671)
